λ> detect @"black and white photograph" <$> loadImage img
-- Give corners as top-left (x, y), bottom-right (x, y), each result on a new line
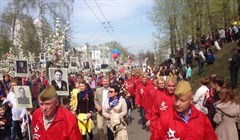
top-left (15, 60), bottom-right (28, 77)
top-left (70, 57), bottom-right (78, 68)
top-left (100, 63), bottom-right (109, 72)
top-left (49, 68), bottom-right (69, 96)
top-left (32, 63), bottom-right (37, 70)
top-left (14, 86), bottom-right (32, 108)
top-left (40, 53), bottom-right (45, 62)
top-left (95, 64), bottom-right (101, 71)
top-left (83, 61), bottom-right (90, 69)
top-left (63, 62), bottom-right (69, 68)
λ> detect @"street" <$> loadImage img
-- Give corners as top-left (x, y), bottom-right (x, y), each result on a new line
top-left (91, 109), bottom-right (151, 140)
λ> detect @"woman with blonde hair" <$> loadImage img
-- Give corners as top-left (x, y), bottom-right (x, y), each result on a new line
top-left (213, 88), bottom-right (240, 140)
top-left (70, 80), bottom-right (81, 113)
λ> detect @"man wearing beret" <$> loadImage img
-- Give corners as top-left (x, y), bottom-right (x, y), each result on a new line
top-left (32, 85), bottom-right (82, 140)
top-left (154, 81), bottom-right (217, 140)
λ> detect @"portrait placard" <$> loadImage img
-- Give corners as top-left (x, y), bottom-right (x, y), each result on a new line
top-left (63, 62), bottom-right (69, 68)
top-left (32, 63), bottom-right (37, 70)
top-left (101, 63), bottom-right (109, 73)
top-left (95, 64), bottom-right (101, 72)
top-left (14, 86), bottom-right (32, 108)
top-left (70, 57), bottom-right (78, 68)
top-left (40, 53), bottom-right (46, 62)
top-left (15, 60), bottom-right (28, 77)
top-left (83, 61), bottom-right (90, 70)
top-left (49, 68), bottom-right (69, 96)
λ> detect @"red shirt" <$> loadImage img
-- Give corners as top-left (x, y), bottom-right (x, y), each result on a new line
top-left (32, 106), bottom-right (82, 140)
top-left (154, 105), bottom-right (217, 140)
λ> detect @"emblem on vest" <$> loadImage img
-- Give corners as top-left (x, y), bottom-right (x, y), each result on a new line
top-left (140, 88), bottom-right (144, 94)
top-left (160, 101), bottom-right (168, 111)
top-left (167, 128), bottom-right (180, 140)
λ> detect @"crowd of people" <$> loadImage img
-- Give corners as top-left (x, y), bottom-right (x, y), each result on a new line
top-left (0, 61), bottom-right (239, 140)
top-left (0, 23), bottom-right (240, 140)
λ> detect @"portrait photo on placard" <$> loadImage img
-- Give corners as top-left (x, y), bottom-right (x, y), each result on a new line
top-left (32, 63), bottom-right (37, 70)
top-left (40, 53), bottom-right (45, 62)
top-left (49, 68), bottom-right (69, 96)
top-left (95, 64), bottom-right (101, 71)
top-left (15, 60), bottom-right (28, 77)
top-left (63, 62), bottom-right (69, 68)
top-left (70, 57), bottom-right (78, 68)
top-left (83, 61), bottom-right (90, 70)
top-left (14, 86), bottom-right (32, 108)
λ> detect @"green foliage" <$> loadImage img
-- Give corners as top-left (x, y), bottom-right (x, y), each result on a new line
top-left (150, 0), bottom-right (240, 62)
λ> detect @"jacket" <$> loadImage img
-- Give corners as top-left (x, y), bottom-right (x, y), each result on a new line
top-left (155, 105), bottom-right (217, 140)
top-left (150, 89), bottom-right (173, 139)
top-left (102, 96), bottom-right (127, 126)
top-left (124, 79), bottom-right (135, 96)
top-left (135, 83), bottom-right (148, 108)
top-left (213, 102), bottom-right (240, 140)
top-left (51, 80), bottom-right (68, 91)
top-left (32, 106), bottom-right (82, 140)
top-left (70, 88), bottom-right (80, 111)
top-left (77, 113), bottom-right (95, 135)
top-left (108, 113), bottom-right (128, 140)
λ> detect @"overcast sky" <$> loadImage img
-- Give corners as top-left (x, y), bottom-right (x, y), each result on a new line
top-left (71, 0), bottom-right (155, 54)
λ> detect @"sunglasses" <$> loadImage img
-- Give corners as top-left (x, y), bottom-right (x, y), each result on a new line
top-left (108, 91), bottom-right (115, 93)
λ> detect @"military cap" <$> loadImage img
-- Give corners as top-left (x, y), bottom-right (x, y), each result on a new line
top-left (11, 79), bottom-right (18, 84)
top-left (39, 85), bottom-right (57, 100)
top-left (174, 81), bottom-right (192, 97)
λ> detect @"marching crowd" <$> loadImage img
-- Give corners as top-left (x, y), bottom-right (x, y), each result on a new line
top-left (0, 22), bottom-right (240, 140)
top-left (0, 61), bottom-right (240, 140)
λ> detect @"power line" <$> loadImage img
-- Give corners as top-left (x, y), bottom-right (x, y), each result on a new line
top-left (93, 0), bottom-right (121, 43)
top-left (83, 0), bottom-right (115, 41)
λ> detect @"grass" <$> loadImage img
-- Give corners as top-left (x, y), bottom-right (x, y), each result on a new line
top-left (190, 41), bottom-right (240, 96)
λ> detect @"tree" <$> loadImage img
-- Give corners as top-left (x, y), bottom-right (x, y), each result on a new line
top-left (150, 0), bottom-right (239, 61)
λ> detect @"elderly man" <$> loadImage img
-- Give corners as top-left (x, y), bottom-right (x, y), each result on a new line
top-left (154, 81), bottom-right (217, 140)
top-left (32, 85), bottom-right (82, 140)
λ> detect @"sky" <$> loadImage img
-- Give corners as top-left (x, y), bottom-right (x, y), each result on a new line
top-left (0, 0), bottom-right (156, 54)
top-left (70, 0), bottom-right (155, 54)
